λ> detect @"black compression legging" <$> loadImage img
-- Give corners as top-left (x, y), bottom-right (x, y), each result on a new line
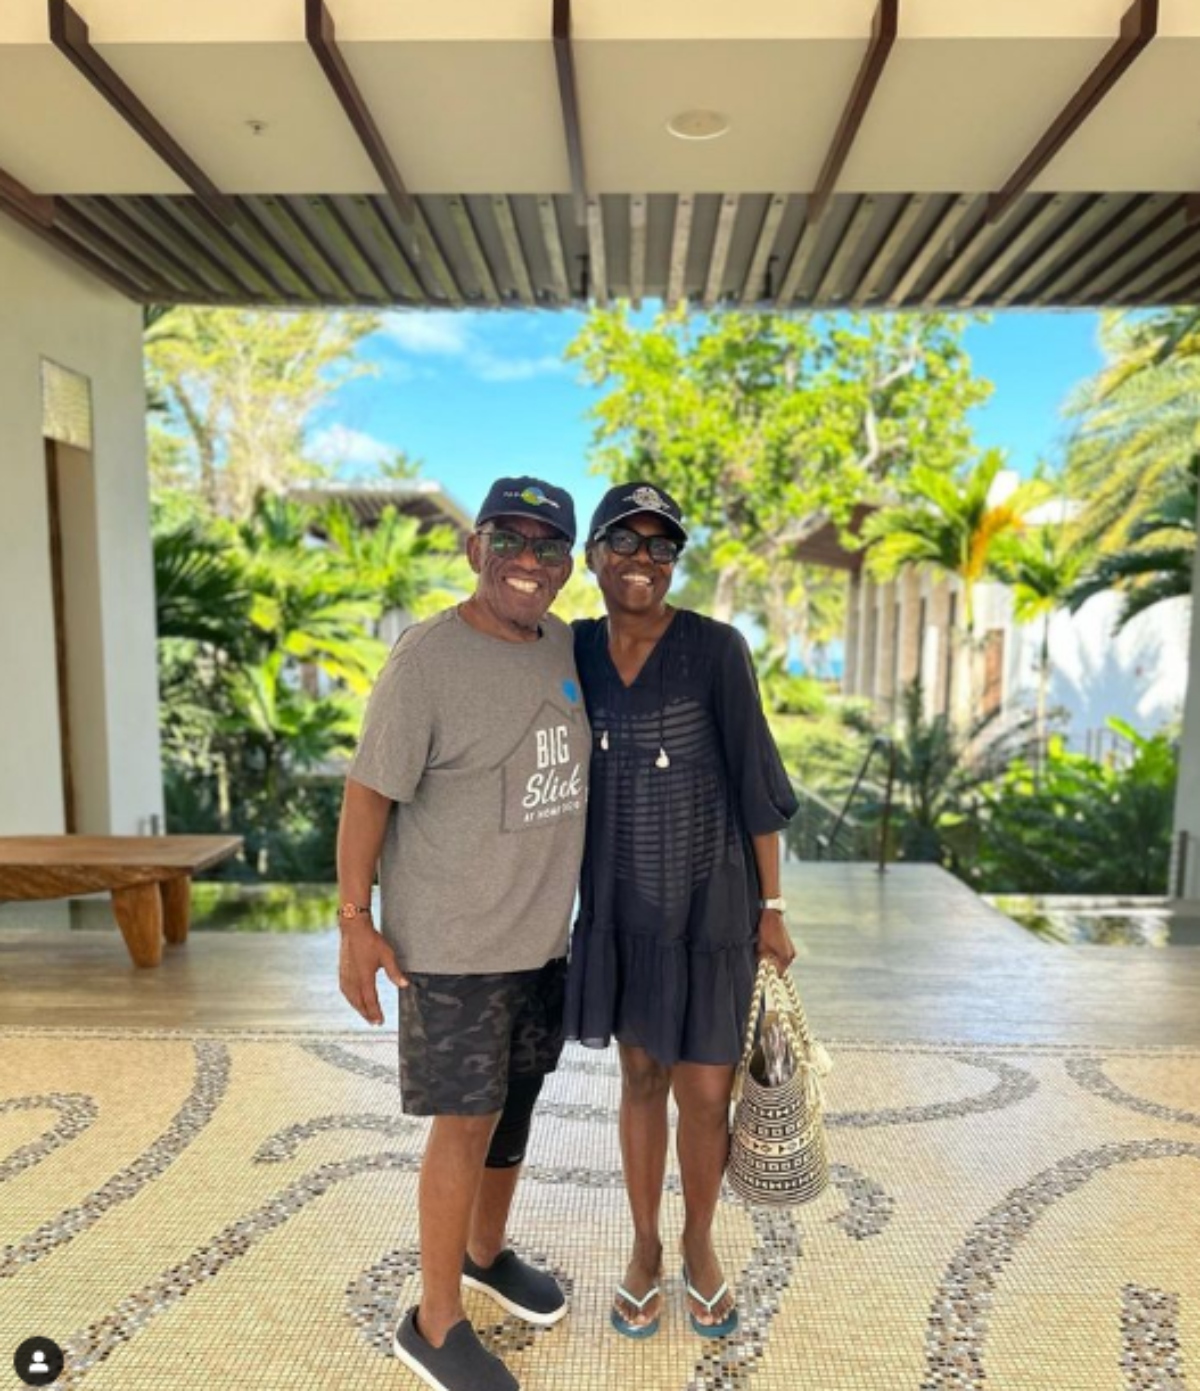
top-left (485, 1072), bottom-right (546, 1169)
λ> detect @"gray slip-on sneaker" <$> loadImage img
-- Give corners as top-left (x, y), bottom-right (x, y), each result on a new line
top-left (392, 1307), bottom-right (518, 1391)
top-left (462, 1249), bottom-right (567, 1326)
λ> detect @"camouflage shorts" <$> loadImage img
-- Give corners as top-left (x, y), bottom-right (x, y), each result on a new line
top-left (397, 958), bottom-right (567, 1116)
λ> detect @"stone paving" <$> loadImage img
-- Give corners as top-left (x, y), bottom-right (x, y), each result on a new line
top-left (1, 865), bottom-right (1198, 1389)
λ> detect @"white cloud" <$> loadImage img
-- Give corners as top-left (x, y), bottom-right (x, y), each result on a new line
top-left (308, 425), bottom-right (394, 468)
top-left (376, 312), bottom-right (571, 385)
top-left (472, 353), bottom-right (569, 383)
top-left (381, 313), bottom-right (474, 356)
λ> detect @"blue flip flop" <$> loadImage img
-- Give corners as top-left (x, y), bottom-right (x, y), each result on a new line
top-left (682, 1266), bottom-right (739, 1339)
top-left (610, 1282), bottom-right (662, 1339)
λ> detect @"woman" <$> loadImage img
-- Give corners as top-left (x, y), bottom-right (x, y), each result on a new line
top-left (565, 482), bottom-right (798, 1340)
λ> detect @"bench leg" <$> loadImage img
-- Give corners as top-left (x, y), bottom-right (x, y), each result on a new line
top-left (161, 876), bottom-right (192, 945)
top-left (111, 882), bottom-right (164, 968)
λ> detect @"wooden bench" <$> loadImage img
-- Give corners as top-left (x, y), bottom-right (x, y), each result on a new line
top-left (0, 835), bottom-right (243, 968)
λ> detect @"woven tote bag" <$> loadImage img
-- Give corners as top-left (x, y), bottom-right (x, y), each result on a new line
top-left (727, 959), bottom-right (832, 1207)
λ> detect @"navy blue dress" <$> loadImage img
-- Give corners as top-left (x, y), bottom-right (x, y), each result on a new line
top-left (565, 610), bottom-right (798, 1067)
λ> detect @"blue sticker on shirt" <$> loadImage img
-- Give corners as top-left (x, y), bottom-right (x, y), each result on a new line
top-left (562, 679), bottom-right (580, 703)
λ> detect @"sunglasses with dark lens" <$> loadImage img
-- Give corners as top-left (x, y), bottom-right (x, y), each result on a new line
top-left (480, 528), bottom-right (572, 566)
top-left (600, 526), bottom-right (682, 565)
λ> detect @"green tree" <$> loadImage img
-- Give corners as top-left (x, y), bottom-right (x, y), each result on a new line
top-left (992, 521), bottom-right (1091, 770)
top-left (568, 308), bottom-right (990, 640)
top-left (1067, 453), bottom-right (1197, 629)
top-left (146, 307), bottom-right (379, 518)
top-left (153, 494), bottom-right (463, 876)
top-left (862, 451), bottom-right (1048, 714)
top-left (1063, 309), bottom-right (1200, 552)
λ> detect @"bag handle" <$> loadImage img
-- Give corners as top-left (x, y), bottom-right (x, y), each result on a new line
top-left (733, 960), bottom-right (832, 1102)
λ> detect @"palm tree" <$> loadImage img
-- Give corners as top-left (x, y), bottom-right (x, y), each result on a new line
top-left (1063, 310), bottom-right (1200, 552)
top-left (1067, 453), bottom-right (1197, 629)
top-left (992, 523), bottom-right (1092, 773)
top-left (862, 450), bottom-right (1049, 718)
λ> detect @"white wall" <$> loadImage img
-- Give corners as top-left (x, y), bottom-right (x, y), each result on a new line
top-left (0, 218), bottom-right (162, 835)
top-left (1004, 589), bottom-right (1188, 743)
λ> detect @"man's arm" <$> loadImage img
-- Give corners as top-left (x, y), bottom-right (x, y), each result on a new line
top-left (337, 777), bottom-right (410, 1025)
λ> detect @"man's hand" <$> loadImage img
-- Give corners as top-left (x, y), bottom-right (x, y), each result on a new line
top-left (339, 919), bottom-right (409, 1025)
top-left (756, 910), bottom-right (796, 972)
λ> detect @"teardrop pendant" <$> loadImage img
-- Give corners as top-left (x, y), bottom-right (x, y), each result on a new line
top-left (600, 730), bottom-right (609, 751)
top-left (655, 747), bottom-right (670, 769)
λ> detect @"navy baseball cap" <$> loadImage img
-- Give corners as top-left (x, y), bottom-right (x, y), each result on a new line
top-left (475, 476), bottom-right (577, 543)
top-left (588, 481), bottom-right (688, 547)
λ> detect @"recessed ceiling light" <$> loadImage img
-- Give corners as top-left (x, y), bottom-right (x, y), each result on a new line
top-left (667, 110), bottom-right (731, 141)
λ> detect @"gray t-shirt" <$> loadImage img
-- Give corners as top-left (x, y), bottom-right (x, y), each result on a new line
top-left (350, 607), bottom-right (589, 973)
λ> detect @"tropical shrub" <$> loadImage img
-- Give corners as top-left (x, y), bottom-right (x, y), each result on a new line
top-left (967, 721), bottom-right (1177, 895)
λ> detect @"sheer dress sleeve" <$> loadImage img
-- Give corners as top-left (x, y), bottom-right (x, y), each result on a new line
top-left (711, 623), bottom-right (799, 835)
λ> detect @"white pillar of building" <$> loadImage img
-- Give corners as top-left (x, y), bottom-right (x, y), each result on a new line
top-left (875, 580), bottom-right (899, 719)
top-left (897, 570), bottom-right (923, 706)
top-left (843, 572), bottom-right (862, 695)
top-left (859, 575), bottom-right (879, 702)
top-left (1171, 496), bottom-right (1200, 901)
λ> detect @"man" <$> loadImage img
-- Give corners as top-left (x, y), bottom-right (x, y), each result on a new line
top-left (337, 477), bottom-right (588, 1391)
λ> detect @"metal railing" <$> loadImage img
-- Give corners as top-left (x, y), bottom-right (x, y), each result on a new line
top-left (815, 735), bottom-right (897, 873)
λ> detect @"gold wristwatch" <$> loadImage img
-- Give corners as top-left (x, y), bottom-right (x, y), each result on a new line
top-left (337, 902), bottom-right (373, 923)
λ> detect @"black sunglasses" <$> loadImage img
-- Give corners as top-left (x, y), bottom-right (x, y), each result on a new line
top-left (479, 527), bottom-right (572, 566)
top-left (598, 525), bottom-right (682, 565)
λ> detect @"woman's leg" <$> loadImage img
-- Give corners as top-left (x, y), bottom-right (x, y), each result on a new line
top-left (615, 1042), bottom-right (672, 1325)
top-left (672, 1061), bottom-right (736, 1325)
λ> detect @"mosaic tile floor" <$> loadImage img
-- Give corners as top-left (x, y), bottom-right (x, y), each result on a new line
top-left (2, 1028), bottom-right (1198, 1391)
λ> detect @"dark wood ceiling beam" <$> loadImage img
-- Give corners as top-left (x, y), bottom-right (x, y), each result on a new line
top-left (121, 197), bottom-right (241, 299)
top-left (1124, 243), bottom-right (1200, 304)
top-left (1188, 195), bottom-right (1200, 225)
top-left (305, 0), bottom-right (415, 226)
top-left (2, 196), bottom-right (145, 297)
top-left (987, 0), bottom-right (1158, 223)
top-left (175, 199), bottom-right (287, 300)
top-left (48, 0), bottom-right (235, 224)
top-left (552, 0), bottom-right (588, 228)
top-left (807, 0), bottom-right (898, 226)
top-left (0, 165), bottom-right (56, 227)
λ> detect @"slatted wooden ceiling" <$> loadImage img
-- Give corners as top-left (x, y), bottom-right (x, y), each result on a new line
top-left (2, 0), bottom-right (1199, 310)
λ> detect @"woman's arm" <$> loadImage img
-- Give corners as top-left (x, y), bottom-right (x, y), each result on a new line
top-left (752, 830), bottom-right (796, 970)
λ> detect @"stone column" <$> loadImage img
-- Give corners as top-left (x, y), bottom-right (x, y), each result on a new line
top-left (859, 577), bottom-right (879, 704)
top-left (875, 581), bottom-right (899, 720)
top-left (897, 570), bottom-right (923, 707)
top-left (843, 573), bottom-right (861, 695)
top-left (1172, 491), bottom-right (1200, 901)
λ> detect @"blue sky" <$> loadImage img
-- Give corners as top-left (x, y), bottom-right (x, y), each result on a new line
top-left (309, 307), bottom-right (1108, 527)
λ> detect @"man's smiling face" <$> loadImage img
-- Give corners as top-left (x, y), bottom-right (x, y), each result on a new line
top-left (467, 515), bottom-right (573, 635)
